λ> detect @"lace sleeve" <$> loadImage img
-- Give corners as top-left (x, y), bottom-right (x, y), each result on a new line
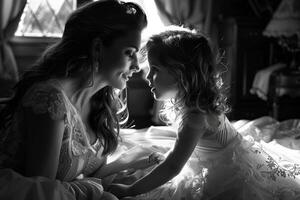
top-left (21, 83), bottom-right (67, 120)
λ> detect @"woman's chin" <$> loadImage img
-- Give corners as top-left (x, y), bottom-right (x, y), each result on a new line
top-left (114, 79), bottom-right (127, 90)
top-left (153, 95), bottom-right (169, 101)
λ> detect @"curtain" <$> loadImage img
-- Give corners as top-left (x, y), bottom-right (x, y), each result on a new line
top-left (154, 0), bottom-right (218, 35)
top-left (0, 0), bottom-right (27, 82)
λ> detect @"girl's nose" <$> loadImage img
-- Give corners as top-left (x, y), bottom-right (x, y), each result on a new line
top-left (146, 70), bottom-right (152, 82)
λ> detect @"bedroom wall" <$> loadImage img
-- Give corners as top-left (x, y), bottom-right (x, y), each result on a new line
top-left (217, 0), bottom-right (300, 121)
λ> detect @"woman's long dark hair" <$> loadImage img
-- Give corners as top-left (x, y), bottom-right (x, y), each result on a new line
top-left (0, 0), bottom-right (147, 155)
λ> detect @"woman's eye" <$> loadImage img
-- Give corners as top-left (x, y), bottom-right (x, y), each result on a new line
top-left (125, 50), bottom-right (135, 58)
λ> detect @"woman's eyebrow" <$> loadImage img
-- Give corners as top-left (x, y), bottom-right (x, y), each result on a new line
top-left (128, 45), bottom-right (138, 52)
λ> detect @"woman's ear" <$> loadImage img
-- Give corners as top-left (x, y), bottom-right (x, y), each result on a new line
top-left (92, 37), bottom-right (103, 57)
top-left (91, 37), bottom-right (103, 71)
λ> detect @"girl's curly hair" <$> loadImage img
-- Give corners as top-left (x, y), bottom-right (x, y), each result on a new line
top-left (146, 27), bottom-right (230, 121)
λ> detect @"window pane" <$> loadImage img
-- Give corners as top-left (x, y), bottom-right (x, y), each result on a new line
top-left (15, 0), bottom-right (76, 37)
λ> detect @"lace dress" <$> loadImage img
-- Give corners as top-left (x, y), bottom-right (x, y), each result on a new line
top-left (0, 79), bottom-right (105, 200)
top-left (116, 115), bottom-right (300, 200)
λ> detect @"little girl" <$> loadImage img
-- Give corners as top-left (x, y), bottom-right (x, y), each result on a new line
top-left (110, 27), bottom-right (300, 200)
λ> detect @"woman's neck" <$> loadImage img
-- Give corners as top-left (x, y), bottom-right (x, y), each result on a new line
top-left (56, 77), bottom-right (105, 115)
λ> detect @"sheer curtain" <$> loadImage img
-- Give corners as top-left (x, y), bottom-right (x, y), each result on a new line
top-left (0, 0), bottom-right (26, 87)
top-left (154, 0), bottom-right (218, 35)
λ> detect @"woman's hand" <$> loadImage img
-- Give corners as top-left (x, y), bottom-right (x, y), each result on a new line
top-left (108, 183), bottom-right (131, 198)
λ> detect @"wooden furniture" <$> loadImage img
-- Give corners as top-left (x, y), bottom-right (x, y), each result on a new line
top-left (218, 17), bottom-right (271, 120)
top-left (269, 68), bottom-right (300, 120)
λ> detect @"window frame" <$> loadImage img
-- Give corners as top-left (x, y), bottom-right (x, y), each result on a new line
top-left (12, 0), bottom-right (91, 43)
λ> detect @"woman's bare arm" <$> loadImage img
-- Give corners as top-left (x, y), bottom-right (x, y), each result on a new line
top-left (21, 87), bottom-right (67, 179)
top-left (24, 106), bottom-right (65, 179)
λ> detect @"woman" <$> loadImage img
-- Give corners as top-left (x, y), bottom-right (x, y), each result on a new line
top-left (0, 1), bottom-right (154, 199)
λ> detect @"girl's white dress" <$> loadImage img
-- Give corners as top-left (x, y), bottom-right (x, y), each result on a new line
top-left (113, 115), bottom-right (300, 200)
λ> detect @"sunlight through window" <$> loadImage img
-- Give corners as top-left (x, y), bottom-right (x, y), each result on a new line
top-left (15, 0), bottom-right (76, 37)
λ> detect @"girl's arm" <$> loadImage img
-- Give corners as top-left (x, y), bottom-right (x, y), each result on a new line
top-left (110, 120), bottom-right (205, 197)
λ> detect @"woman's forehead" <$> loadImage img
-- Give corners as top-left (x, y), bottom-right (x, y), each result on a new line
top-left (112, 30), bottom-right (142, 49)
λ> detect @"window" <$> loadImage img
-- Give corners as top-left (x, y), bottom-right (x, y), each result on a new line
top-left (16, 0), bottom-right (165, 39)
top-left (15, 0), bottom-right (76, 37)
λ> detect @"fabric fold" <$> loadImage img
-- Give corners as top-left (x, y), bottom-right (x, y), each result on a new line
top-left (250, 63), bottom-right (286, 100)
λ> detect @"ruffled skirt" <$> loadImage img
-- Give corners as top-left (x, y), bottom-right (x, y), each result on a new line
top-left (113, 118), bottom-right (300, 200)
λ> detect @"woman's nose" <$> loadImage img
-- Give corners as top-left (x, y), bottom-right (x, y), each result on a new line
top-left (130, 54), bottom-right (140, 72)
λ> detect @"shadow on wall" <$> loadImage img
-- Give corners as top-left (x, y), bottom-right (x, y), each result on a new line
top-left (0, 79), bottom-right (15, 98)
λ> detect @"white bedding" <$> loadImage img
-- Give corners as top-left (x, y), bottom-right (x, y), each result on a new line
top-left (107, 116), bottom-right (300, 200)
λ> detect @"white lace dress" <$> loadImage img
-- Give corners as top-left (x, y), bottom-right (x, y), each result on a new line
top-left (114, 115), bottom-right (300, 200)
top-left (0, 79), bottom-right (106, 200)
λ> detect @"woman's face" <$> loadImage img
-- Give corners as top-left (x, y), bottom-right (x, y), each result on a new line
top-left (100, 30), bottom-right (142, 90)
top-left (146, 49), bottom-right (178, 101)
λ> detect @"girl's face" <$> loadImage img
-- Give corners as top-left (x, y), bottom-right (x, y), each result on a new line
top-left (146, 49), bottom-right (178, 101)
top-left (100, 30), bottom-right (142, 90)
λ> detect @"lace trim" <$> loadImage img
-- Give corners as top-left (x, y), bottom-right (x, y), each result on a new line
top-left (22, 83), bottom-right (67, 120)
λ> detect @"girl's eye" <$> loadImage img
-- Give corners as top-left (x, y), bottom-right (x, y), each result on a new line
top-left (151, 65), bottom-right (159, 72)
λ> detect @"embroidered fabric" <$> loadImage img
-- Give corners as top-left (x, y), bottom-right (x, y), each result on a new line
top-left (114, 116), bottom-right (300, 200)
top-left (0, 80), bottom-right (106, 200)
top-left (0, 80), bottom-right (105, 200)
top-left (22, 83), bottom-right (66, 120)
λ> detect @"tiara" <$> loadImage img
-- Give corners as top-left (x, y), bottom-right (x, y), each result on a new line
top-left (121, 2), bottom-right (137, 15)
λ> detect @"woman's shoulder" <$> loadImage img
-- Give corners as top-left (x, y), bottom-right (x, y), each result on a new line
top-left (21, 79), bottom-right (68, 120)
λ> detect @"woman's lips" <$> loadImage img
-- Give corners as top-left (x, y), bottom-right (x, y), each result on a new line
top-left (121, 73), bottom-right (133, 81)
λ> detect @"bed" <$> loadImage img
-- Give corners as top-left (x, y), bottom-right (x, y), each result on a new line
top-left (106, 116), bottom-right (300, 199)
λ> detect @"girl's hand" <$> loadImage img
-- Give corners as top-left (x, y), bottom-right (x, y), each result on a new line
top-left (116, 146), bottom-right (165, 170)
top-left (129, 152), bottom-right (165, 170)
top-left (109, 183), bottom-right (131, 198)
